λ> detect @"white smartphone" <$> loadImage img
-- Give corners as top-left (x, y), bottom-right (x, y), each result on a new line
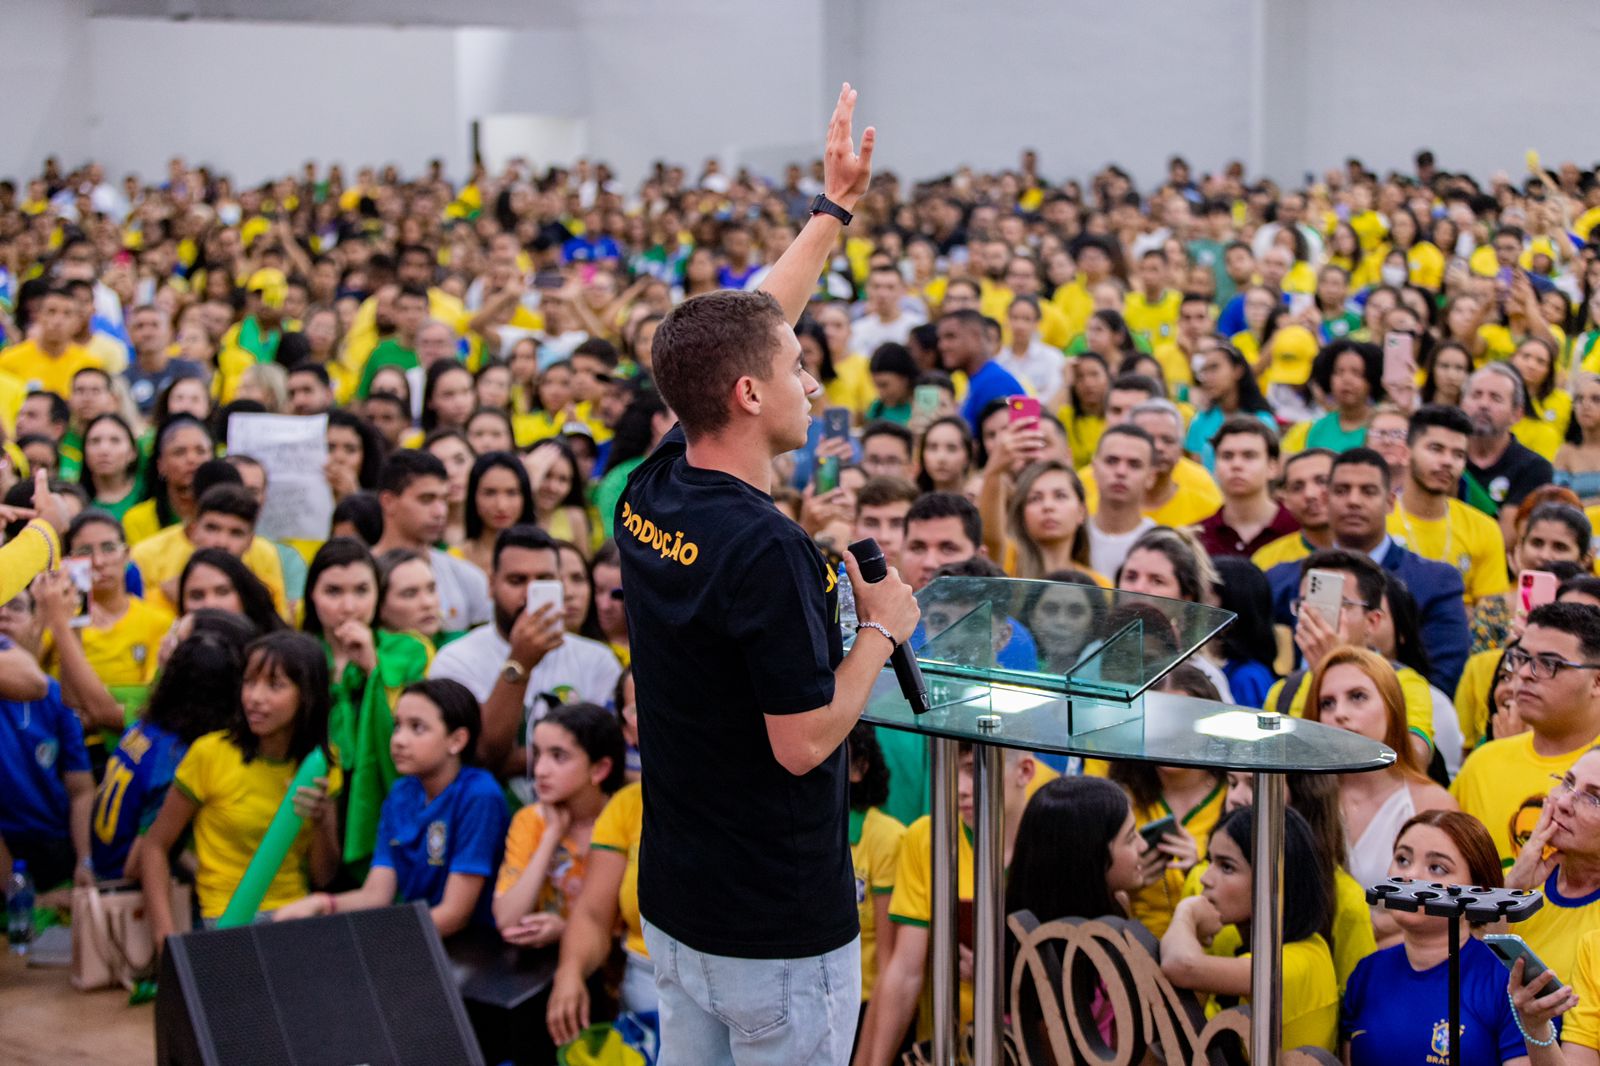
top-left (64, 558), bottom-right (93, 630)
top-left (1303, 569), bottom-right (1346, 624)
top-left (525, 579), bottom-right (564, 617)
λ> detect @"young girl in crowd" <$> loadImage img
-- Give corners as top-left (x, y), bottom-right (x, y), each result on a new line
top-left (1343, 811), bottom-right (1532, 1066)
top-left (466, 406), bottom-right (517, 455)
top-left (1303, 646), bottom-right (1455, 942)
top-left (1006, 775), bottom-right (1152, 1054)
top-left (178, 547), bottom-right (285, 634)
top-left (1554, 371), bottom-right (1600, 504)
top-left (58, 509), bottom-right (172, 692)
top-left (124, 415), bottom-right (213, 544)
top-left (525, 438), bottom-right (593, 555)
top-left (77, 413), bottom-right (142, 520)
top-left (1063, 351), bottom-right (1110, 464)
top-left (1185, 345), bottom-right (1277, 469)
top-left (1162, 805), bottom-right (1339, 1054)
top-left (1005, 460), bottom-right (1095, 580)
top-left (916, 416), bottom-right (975, 495)
top-left (302, 537), bottom-right (433, 866)
top-left (139, 631), bottom-right (340, 944)
top-left (458, 451), bottom-right (535, 577)
top-left (425, 429), bottom-right (475, 547)
top-left (1420, 340), bottom-right (1472, 408)
top-left (1512, 336), bottom-right (1570, 459)
top-left (422, 361), bottom-right (477, 436)
top-left (1020, 569), bottom-right (1107, 675)
top-left (1116, 526), bottom-right (1234, 701)
top-left (91, 610), bottom-right (254, 879)
top-left (493, 702), bottom-right (625, 946)
top-left (272, 679), bottom-right (508, 936)
top-left (376, 548), bottom-right (442, 644)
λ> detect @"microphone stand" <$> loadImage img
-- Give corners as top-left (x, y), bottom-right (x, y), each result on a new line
top-left (1366, 879), bottom-right (1545, 1066)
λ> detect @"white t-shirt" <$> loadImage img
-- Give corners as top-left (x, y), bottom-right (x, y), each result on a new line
top-left (997, 343), bottom-right (1067, 401)
top-left (428, 623), bottom-right (622, 727)
top-left (850, 310), bottom-right (924, 357)
top-left (1087, 516), bottom-right (1156, 580)
top-left (429, 549), bottom-right (493, 633)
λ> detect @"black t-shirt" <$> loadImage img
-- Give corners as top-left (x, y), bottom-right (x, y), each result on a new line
top-left (617, 428), bottom-right (854, 959)
top-left (1464, 438), bottom-right (1553, 515)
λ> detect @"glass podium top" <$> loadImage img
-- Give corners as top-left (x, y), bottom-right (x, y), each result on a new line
top-left (858, 576), bottom-right (1394, 774)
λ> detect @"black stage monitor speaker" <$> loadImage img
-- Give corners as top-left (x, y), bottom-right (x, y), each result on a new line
top-left (156, 901), bottom-right (484, 1066)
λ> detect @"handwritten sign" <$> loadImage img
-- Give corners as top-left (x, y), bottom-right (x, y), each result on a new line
top-left (226, 413), bottom-right (332, 542)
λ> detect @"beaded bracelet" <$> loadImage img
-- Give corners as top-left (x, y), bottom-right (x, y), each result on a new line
top-left (855, 621), bottom-right (896, 647)
top-left (1509, 986), bottom-right (1558, 1048)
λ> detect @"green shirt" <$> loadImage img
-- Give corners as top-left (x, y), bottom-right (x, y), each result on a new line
top-left (1305, 411), bottom-right (1369, 453)
top-left (595, 456), bottom-right (644, 538)
top-left (865, 400), bottom-right (913, 425)
top-left (357, 340), bottom-right (418, 398)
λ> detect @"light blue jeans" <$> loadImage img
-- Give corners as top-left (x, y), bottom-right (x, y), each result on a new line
top-left (642, 920), bottom-right (861, 1066)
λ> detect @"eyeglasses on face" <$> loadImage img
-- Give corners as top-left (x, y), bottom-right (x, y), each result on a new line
top-left (1549, 773), bottom-right (1600, 813)
top-left (1503, 645), bottom-right (1600, 681)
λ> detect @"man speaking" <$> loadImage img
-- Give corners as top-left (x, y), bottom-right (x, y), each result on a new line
top-left (618, 85), bottom-right (921, 1064)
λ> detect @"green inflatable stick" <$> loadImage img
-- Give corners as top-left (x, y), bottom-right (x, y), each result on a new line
top-left (216, 748), bottom-right (329, 928)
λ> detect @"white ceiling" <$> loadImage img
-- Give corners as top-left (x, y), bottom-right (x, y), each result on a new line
top-left (89, 0), bottom-right (580, 28)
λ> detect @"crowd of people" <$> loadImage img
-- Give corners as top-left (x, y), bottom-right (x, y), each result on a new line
top-left (10, 138), bottom-right (1600, 1063)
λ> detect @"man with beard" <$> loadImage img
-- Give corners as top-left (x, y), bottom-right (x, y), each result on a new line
top-left (428, 523), bottom-right (620, 773)
top-left (1387, 404), bottom-right (1509, 607)
top-left (1461, 363), bottom-right (1554, 540)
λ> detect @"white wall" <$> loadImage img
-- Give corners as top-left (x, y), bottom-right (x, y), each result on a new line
top-left (84, 17), bottom-right (464, 184)
top-left (854, 0), bottom-right (1256, 188)
top-left (1295, 0), bottom-right (1600, 181)
top-left (7, 2), bottom-right (1600, 191)
top-left (0, 0), bottom-right (92, 184)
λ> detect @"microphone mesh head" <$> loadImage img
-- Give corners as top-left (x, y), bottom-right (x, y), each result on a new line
top-left (848, 538), bottom-right (888, 582)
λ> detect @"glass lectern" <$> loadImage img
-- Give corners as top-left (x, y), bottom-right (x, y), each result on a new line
top-left (859, 576), bottom-right (1395, 1066)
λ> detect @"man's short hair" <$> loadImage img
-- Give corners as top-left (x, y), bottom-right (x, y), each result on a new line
top-left (1098, 422), bottom-right (1156, 455)
top-left (23, 390), bottom-right (68, 427)
top-left (191, 457), bottom-right (243, 500)
top-left (493, 523), bottom-right (560, 571)
top-left (1298, 549), bottom-right (1386, 611)
top-left (905, 492), bottom-right (981, 549)
top-left (939, 308), bottom-right (987, 331)
top-left (856, 476), bottom-right (920, 511)
top-left (1282, 447), bottom-right (1336, 481)
top-left (1110, 373), bottom-right (1161, 399)
top-left (396, 283), bottom-right (429, 304)
top-left (288, 363), bottom-right (331, 388)
top-left (1526, 601), bottom-right (1600, 661)
top-left (651, 289), bottom-right (788, 438)
top-left (195, 484), bottom-right (259, 526)
top-left (861, 420), bottom-right (914, 456)
top-left (1470, 362), bottom-right (1526, 413)
top-left (72, 366), bottom-right (112, 388)
top-left (1211, 415), bottom-right (1281, 461)
top-left (379, 449), bottom-right (448, 496)
top-left (1127, 399), bottom-right (1182, 435)
top-left (1330, 446), bottom-right (1391, 493)
top-left (573, 337), bottom-right (620, 368)
top-left (1407, 403), bottom-right (1472, 445)
top-left (363, 392), bottom-right (409, 419)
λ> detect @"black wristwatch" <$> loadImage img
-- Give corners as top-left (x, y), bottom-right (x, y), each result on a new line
top-left (809, 194), bottom-right (853, 226)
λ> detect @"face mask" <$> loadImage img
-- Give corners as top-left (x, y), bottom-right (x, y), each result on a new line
top-left (1381, 264), bottom-right (1408, 287)
top-left (218, 204), bottom-right (241, 226)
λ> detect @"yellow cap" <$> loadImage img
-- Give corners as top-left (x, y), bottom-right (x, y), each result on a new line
top-left (1261, 325), bottom-right (1318, 387)
top-left (247, 268), bottom-right (288, 309)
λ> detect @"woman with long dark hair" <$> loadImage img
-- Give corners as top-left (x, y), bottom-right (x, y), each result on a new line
top-left (1211, 556), bottom-right (1280, 708)
top-left (459, 451), bottom-right (536, 577)
top-left (77, 413), bottom-right (142, 520)
top-left (123, 415), bottom-right (214, 544)
top-left (1184, 343), bottom-right (1276, 469)
top-left (177, 547), bottom-right (285, 635)
top-left (324, 408), bottom-right (387, 502)
top-left (524, 438), bottom-right (593, 554)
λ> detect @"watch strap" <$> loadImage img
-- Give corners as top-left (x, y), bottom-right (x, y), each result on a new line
top-left (809, 194), bottom-right (853, 226)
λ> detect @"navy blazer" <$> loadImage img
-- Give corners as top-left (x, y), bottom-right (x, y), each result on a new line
top-left (1266, 540), bottom-right (1470, 695)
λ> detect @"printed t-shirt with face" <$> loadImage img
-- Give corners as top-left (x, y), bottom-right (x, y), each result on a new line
top-left (1450, 728), bottom-right (1600, 865)
top-left (172, 730), bottom-right (344, 918)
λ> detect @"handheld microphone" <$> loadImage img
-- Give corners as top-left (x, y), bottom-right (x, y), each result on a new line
top-left (847, 537), bottom-right (930, 715)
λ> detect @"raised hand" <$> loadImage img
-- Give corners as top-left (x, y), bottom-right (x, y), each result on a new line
top-left (824, 83), bottom-right (876, 211)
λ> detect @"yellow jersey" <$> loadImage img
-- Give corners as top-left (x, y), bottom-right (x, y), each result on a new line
top-left (1512, 413), bottom-right (1564, 461)
top-left (824, 354), bottom-right (877, 416)
top-left (1265, 666), bottom-right (1435, 748)
top-left (130, 525), bottom-right (289, 620)
top-left (173, 730), bottom-right (343, 918)
top-left (1063, 410), bottom-right (1105, 467)
top-left (1079, 456), bottom-right (1222, 525)
top-left (1050, 281), bottom-right (1094, 340)
top-left (1206, 927), bottom-right (1340, 1053)
top-left (1451, 728), bottom-right (1600, 864)
top-left (0, 340), bottom-right (102, 397)
top-left (1517, 872), bottom-right (1600, 990)
top-left (851, 805), bottom-right (907, 1001)
top-left (1560, 930), bottom-right (1600, 1049)
top-left (0, 368), bottom-right (25, 438)
top-left (42, 596), bottom-right (173, 688)
top-left (889, 815), bottom-right (975, 1038)
top-left (1452, 647), bottom-right (1505, 752)
top-left (1251, 531), bottom-right (1318, 572)
top-left (1148, 341), bottom-right (1196, 392)
top-left (1127, 785), bottom-right (1225, 939)
top-left (1386, 498), bottom-right (1510, 604)
top-left (121, 498), bottom-right (164, 547)
top-left (1123, 290), bottom-right (1183, 347)
top-left (590, 782), bottom-right (646, 957)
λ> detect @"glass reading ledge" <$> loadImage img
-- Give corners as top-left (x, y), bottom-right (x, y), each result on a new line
top-left (859, 576), bottom-right (1395, 774)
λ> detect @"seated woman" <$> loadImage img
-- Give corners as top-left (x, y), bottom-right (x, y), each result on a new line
top-left (273, 680), bottom-right (508, 936)
top-left (1161, 805), bottom-right (1339, 1054)
top-left (1304, 646), bottom-right (1456, 944)
top-left (90, 610), bottom-right (254, 880)
top-left (493, 703), bottom-right (626, 947)
top-left (1005, 775), bottom-right (1153, 1056)
top-left (139, 632), bottom-right (341, 947)
top-left (1344, 810), bottom-right (1532, 1066)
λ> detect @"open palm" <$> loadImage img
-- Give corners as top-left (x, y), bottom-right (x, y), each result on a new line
top-left (824, 82), bottom-right (875, 209)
